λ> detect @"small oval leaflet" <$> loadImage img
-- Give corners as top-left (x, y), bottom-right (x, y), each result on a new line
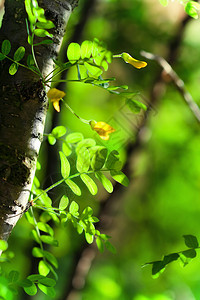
top-left (65, 179), bottom-right (81, 196)
top-left (1, 39), bottom-right (11, 55)
top-left (80, 174), bottom-right (98, 195)
top-left (59, 151), bottom-right (70, 179)
top-left (14, 46), bottom-right (25, 62)
top-left (67, 42), bottom-right (81, 62)
top-left (9, 63), bottom-right (18, 75)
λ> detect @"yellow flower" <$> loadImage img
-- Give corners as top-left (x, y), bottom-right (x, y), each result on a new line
top-left (121, 52), bottom-right (147, 69)
top-left (47, 88), bottom-right (66, 112)
top-left (90, 120), bottom-right (115, 140)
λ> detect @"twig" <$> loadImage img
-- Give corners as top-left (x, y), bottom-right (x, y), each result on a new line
top-left (141, 50), bottom-right (200, 123)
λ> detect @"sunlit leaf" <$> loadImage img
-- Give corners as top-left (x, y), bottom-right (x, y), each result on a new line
top-left (34, 29), bottom-right (53, 38)
top-left (81, 40), bottom-right (93, 59)
top-left (14, 46), bottom-right (25, 61)
top-left (59, 195), bottom-right (69, 210)
top-left (69, 201), bottom-right (79, 215)
top-left (80, 174), bottom-right (98, 195)
top-left (185, 1), bottom-right (199, 19)
top-left (40, 236), bottom-right (58, 247)
top-left (59, 151), bottom-right (70, 179)
top-left (52, 126), bottom-right (67, 138)
top-left (0, 240), bottom-right (8, 252)
top-left (110, 170), bottom-right (129, 186)
top-left (95, 171), bottom-right (113, 193)
top-left (67, 42), bottom-right (81, 62)
top-left (36, 20), bottom-right (55, 29)
top-left (66, 132), bottom-right (84, 143)
top-left (24, 282), bottom-right (37, 296)
top-left (90, 146), bottom-right (108, 170)
top-left (76, 146), bottom-right (90, 172)
top-left (65, 179), bottom-right (81, 196)
top-left (38, 284), bottom-right (56, 297)
top-left (9, 63), bottom-right (18, 75)
top-left (84, 62), bottom-right (103, 77)
top-left (38, 260), bottom-right (50, 276)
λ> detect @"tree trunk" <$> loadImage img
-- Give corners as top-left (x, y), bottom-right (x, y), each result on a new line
top-left (0, 0), bottom-right (78, 241)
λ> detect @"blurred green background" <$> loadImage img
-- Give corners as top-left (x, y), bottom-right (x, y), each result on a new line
top-left (2, 0), bottom-right (200, 299)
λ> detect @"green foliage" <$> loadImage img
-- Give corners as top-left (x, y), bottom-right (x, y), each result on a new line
top-left (159, 0), bottom-right (200, 19)
top-left (144, 235), bottom-right (200, 277)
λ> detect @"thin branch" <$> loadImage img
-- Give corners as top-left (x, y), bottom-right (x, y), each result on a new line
top-left (141, 50), bottom-right (200, 123)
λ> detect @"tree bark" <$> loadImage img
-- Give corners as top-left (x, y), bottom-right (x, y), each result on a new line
top-left (0, 0), bottom-right (78, 241)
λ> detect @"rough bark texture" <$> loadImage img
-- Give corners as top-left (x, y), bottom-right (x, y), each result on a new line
top-left (0, 0), bottom-right (78, 241)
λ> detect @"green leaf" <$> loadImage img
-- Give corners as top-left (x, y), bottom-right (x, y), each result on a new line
top-left (152, 261), bottom-right (165, 276)
top-left (28, 274), bottom-right (45, 282)
top-left (163, 253), bottom-right (179, 265)
top-left (40, 236), bottom-right (58, 246)
top-left (33, 39), bottom-right (53, 46)
top-left (76, 138), bottom-right (96, 153)
top-left (96, 237), bottom-right (104, 252)
top-left (0, 53), bottom-right (5, 60)
top-left (105, 150), bottom-right (122, 171)
top-left (182, 249), bottom-right (197, 258)
top-left (159, 0), bottom-right (168, 6)
top-left (51, 126), bottom-right (67, 138)
top-left (31, 229), bottom-right (40, 244)
top-left (110, 170), bottom-right (129, 186)
top-left (90, 146), bottom-right (107, 170)
top-left (185, 1), bottom-right (199, 19)
top-left (85, 232), bottom-right (94, 244)
top-left (37, 277), bottom-right (56, 287)
top-left (25, 210), bottom-right (35, 226)
top-left (81, 207), bottom-right (93, 219)
top-left (1, 40), bottom-right (11, 55)
top-left (76, 147), bottom-right (90, 172)
top-left (80, 174), bottom-right (98, 195)
top-left (8, 270), bottom-right (19, 283)
top-left (9, 63), bottom-right (18, 75)
top-left (62, 141), bottom-right (72, 156)
top-left (25, 0), bottom-right (36, 24)
top-left (59, 195), bottom-right (69, 210)
top-left (59, 151), bottom-right (70, 179)
top-left (69, 201), bottom-right (79, 215)
top-left (95, 171), bottom-right (113, 193)
top-left (65, 179), bottom-right (81, 196)
top-left (14, 46), bottom-right (25, 61)
top-left (36, 21), bottom-right (55, 29)
top-left (81, 40), bottom-right (93, 59)
top-left (67, 42), bottom-right (81, 62)
top-left (43, 251), bottom-right (58, 269)
top-left (126, 98), bottom-right (147, 114)
top-left (84, 62), bottom-right (103, 77)
top-left (66, 132), bottom-right (84, 143)
top-left (48, 135), bottom-right (56, 145)
top-left (35, 189), bottom-right (52, 207)
top-left (27, 54), bottom-right (35, 67)
top-left (38, 260), bottom-right (51, 276)
top-left (32, 247), bottom-right (44, 258)
top-left (38, 284), bottom-right (56, 297)
top-left (37, 222), bottom-right (54, 236)
top-left (24, 283), bottom-right (37, 296)
top-left (183, 235), bottom-right (199, 248)
top-left (0, 240), bottom-right (8, 252)
top-left (34, 29), bottom-right (53, 38)
top-left (105, 241), bottom-right (116, 254)
top-left (19, 278), bottom-right (32, 288)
